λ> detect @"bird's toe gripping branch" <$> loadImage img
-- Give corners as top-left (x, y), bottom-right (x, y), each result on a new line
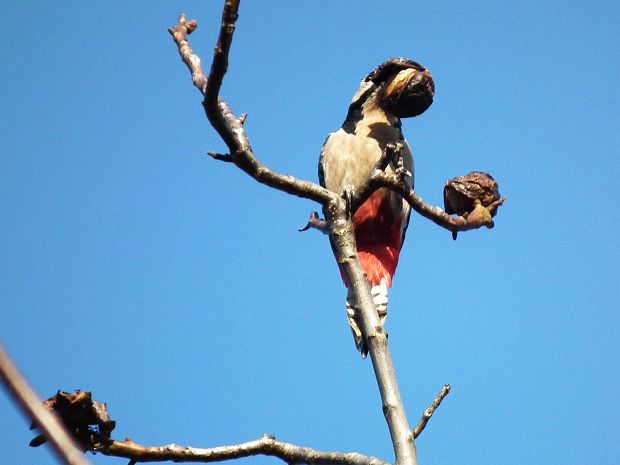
top-left (386, 142), bottom-right (412, 182)
top-left (374, 142), bottom-right (410, 183)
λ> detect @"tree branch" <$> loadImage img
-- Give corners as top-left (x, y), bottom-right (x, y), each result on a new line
top-left (325, 202), bottom-right (419, 465)
top-left (169, 8), bottom-right (333, 206)
top-left (202, 0), bottom-right (330, 201)
top-left (299, 211), bottom-right (329, 234)
top-left (379, 173), bottom-right (505, 234)
top-left (412, 384), bottom-right (451, 439)
top-left (348, 144), bottom-right (504, 236)
top-left (168, 15), bottom-right (206, 95)
top-left (93, 435), bottom-right (388, 465)
top-left (23, 389), bottom-right (389, 465)
top-left (0, 342), bottom-right (92, 465)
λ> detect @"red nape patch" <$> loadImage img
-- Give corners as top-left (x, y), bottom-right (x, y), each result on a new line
top-left (338, 189), bottom-right (406, 287)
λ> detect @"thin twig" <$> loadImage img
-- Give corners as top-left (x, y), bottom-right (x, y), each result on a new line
top-left (168, 15), bottom-right (207, 95)
top-left (0, 342), bottom-right (92, 465)
top-left (94, 435), bottom-right (388, 465)
top-left (412, 384), bottom-right (451, 439)
top-left (299, 211), bottom-right (329, 234)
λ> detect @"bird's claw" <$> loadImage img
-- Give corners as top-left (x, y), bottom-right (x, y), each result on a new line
top-left (386, 142), bottom-right (411, 182)
top-left (386, 142), bottom-right (403, 163)
top-left (395, 165), bottom-right (413, 182)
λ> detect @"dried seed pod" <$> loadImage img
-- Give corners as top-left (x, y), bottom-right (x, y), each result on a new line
top-left (444, 171), bottom-right (501, 217)
top-left (29, 390), bottom-right (115, 450)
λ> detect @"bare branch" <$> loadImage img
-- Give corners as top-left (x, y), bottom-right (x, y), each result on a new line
top-left (325, 201), bottom-right (418, 465)
top-left (412, 384), bottom-right (451, 439)
top-left (168, 15), bottom-right (207, 95)
top-left (168, 2), bottom-right (334, 206)
top-left (207, 151), bottom-right (234, 162)
top-left (345, 144), bottom-right (504, 240)
top-left (370, 171), bottom-right (505, 235)
top-left (94, 435), bottom-right (389, 465)
top-left (299, 211), bottom-right (329, 234)
top-left (0, 342), bottom-right (92, 465)
top-left (204, 0), bottom-right (239, 111)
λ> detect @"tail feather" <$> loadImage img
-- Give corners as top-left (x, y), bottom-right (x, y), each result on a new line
top-left (346, 280), bottom-right (389, 357)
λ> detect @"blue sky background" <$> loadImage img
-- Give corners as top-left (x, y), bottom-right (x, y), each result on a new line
top-left (1, 2), bottom-right (618, 465)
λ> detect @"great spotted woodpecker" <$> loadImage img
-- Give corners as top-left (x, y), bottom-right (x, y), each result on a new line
top-left (319, 58), bottom-right (435, 356)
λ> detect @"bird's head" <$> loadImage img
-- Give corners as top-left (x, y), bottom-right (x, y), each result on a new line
top-left (365, 57), bottom-right (435, 118)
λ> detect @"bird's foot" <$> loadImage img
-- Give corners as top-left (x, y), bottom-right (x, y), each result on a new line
top-left (386, 142), bottom-right (412, 182)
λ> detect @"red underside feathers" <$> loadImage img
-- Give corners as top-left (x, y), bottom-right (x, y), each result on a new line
top-left (339, 190), bottom-right (404, 287)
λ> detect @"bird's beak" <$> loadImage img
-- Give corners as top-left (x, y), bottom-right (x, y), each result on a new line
top-left (383, 68), bottom-right (435, 118)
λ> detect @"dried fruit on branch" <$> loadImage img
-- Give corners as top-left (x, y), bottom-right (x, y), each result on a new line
top-left (29, 390), bottom-right (115, 451)
top-left (443, 171), bottom-right (501, 217)
top-left (443, 172), bottom-right (502, 240)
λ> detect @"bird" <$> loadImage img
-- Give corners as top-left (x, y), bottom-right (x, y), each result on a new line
top-left (318, 57), bottom-right (435, 356)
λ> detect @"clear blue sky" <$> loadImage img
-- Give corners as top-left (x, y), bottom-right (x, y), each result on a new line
top-left (1, 2), bottom-right (618, 465)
